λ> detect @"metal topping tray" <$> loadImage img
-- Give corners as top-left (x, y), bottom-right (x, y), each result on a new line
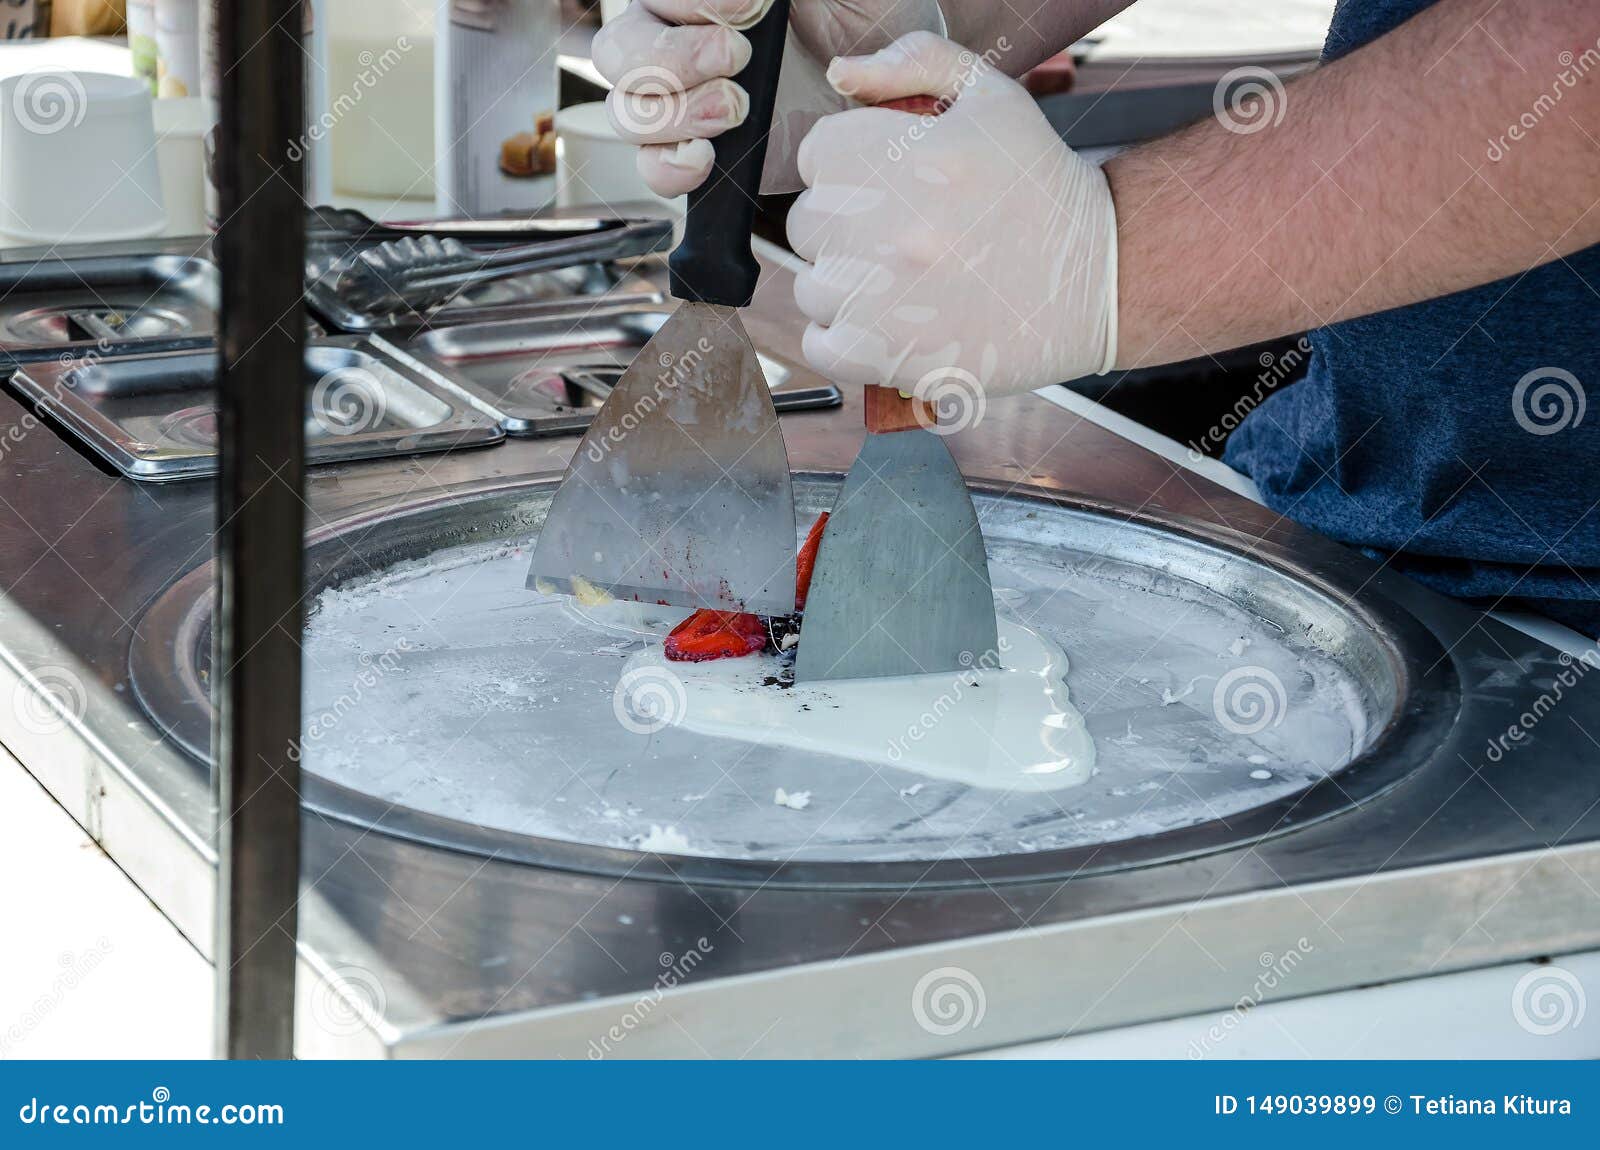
top-left (10, 336), bottom-right (502, 482)
top-left (0, 253), bottom-right (220, 364)
top-left (381, 308), bottom-right (841, 436)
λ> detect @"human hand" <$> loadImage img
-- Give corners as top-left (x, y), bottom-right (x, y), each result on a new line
top-left (592, 0), bottom-right (945, 197)
top-left (787, 31), bottom-right (1118, 401)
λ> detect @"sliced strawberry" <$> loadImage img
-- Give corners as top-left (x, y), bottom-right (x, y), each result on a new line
top-left (794, 511), bottom-right (830, 612)
top-left (660, 512), bottom-right (833, 663)
top-left (664, 609), bottom-right (767, 663)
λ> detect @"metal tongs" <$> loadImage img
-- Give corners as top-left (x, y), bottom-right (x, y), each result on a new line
top-left (305, 213), bottom-right (672, 318)
top-left (306, 204), bottom-right (652, 245)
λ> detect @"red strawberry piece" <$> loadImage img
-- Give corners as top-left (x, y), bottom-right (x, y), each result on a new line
top-left (664, 609), bottom-right (767, 663)
top-left (794, 511), bottom-right (830, 612)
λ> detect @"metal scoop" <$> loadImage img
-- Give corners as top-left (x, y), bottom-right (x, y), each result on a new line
top-left (795, 386), bottom-right (997, 682)
top-left (528, 1), bottom-right (797, 614)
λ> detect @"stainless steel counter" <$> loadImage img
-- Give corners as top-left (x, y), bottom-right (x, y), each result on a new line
top-left (2, 242), bottom-right (1598, 1058)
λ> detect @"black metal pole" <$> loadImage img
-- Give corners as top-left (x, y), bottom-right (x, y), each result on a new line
top-left (212, 0), bottom-right (307, 1060)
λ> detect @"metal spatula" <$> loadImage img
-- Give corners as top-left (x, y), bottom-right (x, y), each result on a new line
top-left (793, 94), bottom-right (997, 681)
top-left (794, 386), bottom-right (998, 682)
top-left (528, 1), bottom-right (797, 614)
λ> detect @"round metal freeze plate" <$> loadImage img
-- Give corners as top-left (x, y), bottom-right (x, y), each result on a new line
top-left (130, 476), bottom-right (1457, 888)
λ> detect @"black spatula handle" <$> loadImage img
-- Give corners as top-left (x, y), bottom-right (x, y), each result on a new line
top-left (668, 0), bottom-right (793, 307)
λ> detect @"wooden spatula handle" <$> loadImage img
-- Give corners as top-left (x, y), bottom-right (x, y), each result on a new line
top-left (864, 386), bottom-right (936, 434)
top-left (877, 95), bottom-right (947, 116)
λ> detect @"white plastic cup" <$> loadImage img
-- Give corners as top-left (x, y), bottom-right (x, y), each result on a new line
top-left (555, 101), bottom-right (683, 216)
top-left (0, 71), bottom-right (168, 245)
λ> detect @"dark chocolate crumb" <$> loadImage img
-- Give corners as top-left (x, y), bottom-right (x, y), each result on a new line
top-left (761, 667), bottom-right (796, 690)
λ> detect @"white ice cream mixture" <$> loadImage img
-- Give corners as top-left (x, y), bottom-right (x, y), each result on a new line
top-left (593, 605), bottom-right (1094, 793)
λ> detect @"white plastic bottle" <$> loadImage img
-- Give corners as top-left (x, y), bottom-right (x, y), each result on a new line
top-left (128, 0), bottom-right (159, 95)
top-left (155, 0), bottom-right (202, 99)
top-left (198, 0), bottom-right (217, 229)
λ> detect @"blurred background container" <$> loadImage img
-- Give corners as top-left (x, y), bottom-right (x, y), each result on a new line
top-left (321, 0), bottom-right (436, 204)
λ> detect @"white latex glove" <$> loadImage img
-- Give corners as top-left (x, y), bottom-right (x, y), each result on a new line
top-left (787, 31), bottom-right (1118, 401)
top-left (592, 0), bottom-right (945, 197)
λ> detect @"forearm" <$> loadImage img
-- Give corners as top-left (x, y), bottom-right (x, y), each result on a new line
top-left (1107, 0), bottom-right (1600, 369)
top-left (943, 0), bottom-right (1131, 75)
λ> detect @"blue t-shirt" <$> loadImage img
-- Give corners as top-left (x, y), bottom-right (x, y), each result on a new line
top-left (1223, 0), bottom-right (1600, 634)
